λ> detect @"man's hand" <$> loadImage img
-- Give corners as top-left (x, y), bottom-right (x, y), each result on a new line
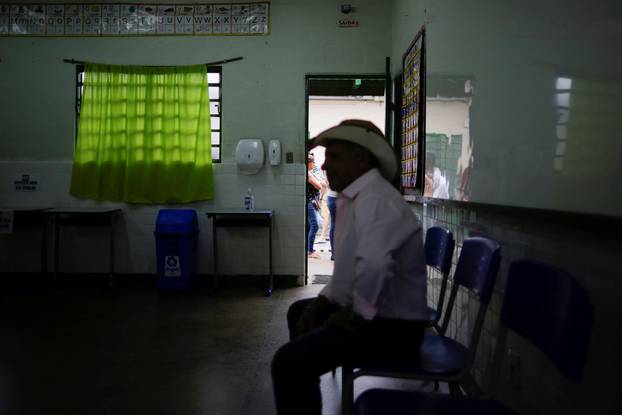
top-left (325, 307), bottom-right (365, 333)
top-left (294, 295), bottom-right (332, 337)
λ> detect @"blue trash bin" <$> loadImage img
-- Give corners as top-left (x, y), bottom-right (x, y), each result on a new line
top-left (154, 209), bottom-right (199, 291)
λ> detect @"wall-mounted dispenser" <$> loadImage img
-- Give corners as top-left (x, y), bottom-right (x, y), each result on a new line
top-left (269, 139), bottom-right (281, 166)
top-left (235, 139), bottom-right (264, 174)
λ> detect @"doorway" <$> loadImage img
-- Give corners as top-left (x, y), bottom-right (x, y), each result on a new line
top-left (304, 75), bottom-right (387, 284)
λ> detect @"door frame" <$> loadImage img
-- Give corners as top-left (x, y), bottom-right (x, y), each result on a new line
top-left (303, 72), bottom-right (391, 284)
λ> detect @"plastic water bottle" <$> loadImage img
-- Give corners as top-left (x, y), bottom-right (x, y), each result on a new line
top-left (244, 188), bottom-right (255, 211)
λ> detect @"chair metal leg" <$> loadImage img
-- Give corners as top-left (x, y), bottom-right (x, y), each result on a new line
top-left (107, 214), bottom-right (116, 287)
top-left (212, 221), bottom-right (218, 293)
top-left (449, 382), bottom-right (462, 396)
top-left (341, 364), bottom-right (354, 415)
top-left (53, 214), bottom-right (60, 283)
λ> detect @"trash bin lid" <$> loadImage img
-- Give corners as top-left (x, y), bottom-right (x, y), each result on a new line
top-left (155, 209), bottom-right (198, 234)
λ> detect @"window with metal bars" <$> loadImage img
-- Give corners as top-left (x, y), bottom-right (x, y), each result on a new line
top-left (75, 65), bottom-right (223, 162)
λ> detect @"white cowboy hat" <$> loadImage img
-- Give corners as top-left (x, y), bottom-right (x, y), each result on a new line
top-left (310, 119), bottom-right (398, 180)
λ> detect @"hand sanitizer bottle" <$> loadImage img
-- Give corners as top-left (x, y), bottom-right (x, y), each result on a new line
top-left (244, 188), bottom-right (255, 211)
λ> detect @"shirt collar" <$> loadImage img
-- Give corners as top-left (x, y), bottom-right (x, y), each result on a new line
top-left (341, 168), bottom-right (382, 200)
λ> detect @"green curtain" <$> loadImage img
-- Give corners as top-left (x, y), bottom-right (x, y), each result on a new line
top-left (70, 63), bottom-right (214, 203)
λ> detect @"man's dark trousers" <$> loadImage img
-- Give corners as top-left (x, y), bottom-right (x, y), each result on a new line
top-left (271, 297), bottom-right (426, 415)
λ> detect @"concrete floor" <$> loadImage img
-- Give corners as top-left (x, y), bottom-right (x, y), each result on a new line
top-left (308, 238), bottom-right (334, 283)
top-left (0, 276), bottom-right (430, 415)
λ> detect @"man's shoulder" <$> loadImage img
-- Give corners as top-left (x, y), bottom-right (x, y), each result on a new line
top-left (365, 176), bottom-right (406, 201)
top-left (354, 184), bottom-right (421, 236)
top-left (357, 181), bottom-right (415, 215)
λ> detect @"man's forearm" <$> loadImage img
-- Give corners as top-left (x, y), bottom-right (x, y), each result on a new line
top-left (294, 295), bottom-right (333, 337)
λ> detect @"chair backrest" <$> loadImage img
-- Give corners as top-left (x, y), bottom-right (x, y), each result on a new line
top-left (501, 260), bottom-right (594, 381)
top-left (452, 237), bottom-right (501, 305)
top-left (424, 226), bottom-right (456, 328)
top-left (425, 226), bottom-right (455, 276)
top-left (440, 236), bottom-right (501, 343)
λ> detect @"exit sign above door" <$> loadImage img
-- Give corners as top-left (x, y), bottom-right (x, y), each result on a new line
top-left (337, 19), bottom-right (359, 28)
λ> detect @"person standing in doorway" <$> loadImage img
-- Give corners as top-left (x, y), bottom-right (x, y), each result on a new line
top-left (325, 187), bottom-right (337, 260)
top-left (272, 120), bottom-right (428, 415)
top-left (307, 153), bottom-right (325, 259)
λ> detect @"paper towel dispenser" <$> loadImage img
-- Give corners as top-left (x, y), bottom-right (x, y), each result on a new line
top-left (269, 139), bottom-right (281, 166)
top-left (235, 139), bottom-right (264, 174)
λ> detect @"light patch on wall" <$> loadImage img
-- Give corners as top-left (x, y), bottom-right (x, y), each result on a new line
top-left (556, 125), bottom-right (567, 140)
top-left (555, 77), bottom-right (573, 90)
top-left (555, 92), bottom-right (571, 108)
top-left (556, 108), bottom-right (570, 124)
top-left (553, 77), bottom-right (572, 172)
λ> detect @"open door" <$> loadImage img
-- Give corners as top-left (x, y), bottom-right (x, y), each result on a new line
top-left (304, 71), bottom-right (391, 285)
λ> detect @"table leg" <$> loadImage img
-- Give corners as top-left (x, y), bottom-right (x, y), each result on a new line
top-left (41, 217), bottom-right (48, 281)
top-left (53, 215), bottom-right (60, 282)
top-left (108, 214), bottom-right (116, 287)
top-left (266, 221), bottom-right (273, 297)
top-left (212, 219), bottom-right (218, 292)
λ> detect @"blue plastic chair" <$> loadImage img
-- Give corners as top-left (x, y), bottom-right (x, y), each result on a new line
top-left (423, 226), bottom-right (455, 331)
top-left (341, 237), bottom-right (501, 414)
top-left (499, 260), bottom-right (593, 381)
top-left (353, 259), bottom-right (594, 415)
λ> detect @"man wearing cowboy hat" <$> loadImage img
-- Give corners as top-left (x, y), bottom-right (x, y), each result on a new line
top-left (271, 120), bottom-right (428, 415)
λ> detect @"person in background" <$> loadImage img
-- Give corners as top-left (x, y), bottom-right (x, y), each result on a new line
top-left (325, 187), bottom-right (337, 260)
top-left (318, 187), bottom-right (330, 242)
top-left (307, 153), bottom-right (324, 259)
top-left (424, 152), bottom-right (449, 198)
top-left (272, 120), bottom-right (429, 415)
top-left (313, 155), bottom-right (331, 247)
top-left (456, 157), bottom-right (473, 201)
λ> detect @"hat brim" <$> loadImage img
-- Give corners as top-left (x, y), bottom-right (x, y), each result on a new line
top-left (310, 125), bottom-right (398, 181)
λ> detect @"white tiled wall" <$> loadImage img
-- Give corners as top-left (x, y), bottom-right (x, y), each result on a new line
top-left (0, 161), bottom-right (306, 278)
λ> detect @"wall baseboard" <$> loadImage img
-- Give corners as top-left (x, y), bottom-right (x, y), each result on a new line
top-left (0, 272), bottom-right (302, 290)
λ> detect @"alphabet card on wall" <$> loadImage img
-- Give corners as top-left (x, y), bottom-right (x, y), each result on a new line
top-left (83, 4), bottom-right (103, 36)
top-left (9, 4), bottom-right (27, 35)
top-left (0, 2), bottom-right (270, 36)
top-left (138, 5), bottom-right (157, 35)
top-left (156, 5), bottom-right (175, 34)
top-left (26, 4), bottom-right (46, 35)
top-left (0, 5), bottom-right (8, 35)
top-left (119, 4), bottom-right (138, 34)
top-left (64, 4), bottom-right (83, 35)
top-left (101, 4), bottom-right (120, 35)
top-left (194, 5), bottom-right (213, 35)
top-left (249, 3), bottom-right (268, 33)
top-left (46, 4), bottom-right (65, 35)
top-left (232, 4), bottom-right (250, 34)
top-left (175, 5), bottom-right (194, 34)
top-left (213, 4), bottom-right (232, 34)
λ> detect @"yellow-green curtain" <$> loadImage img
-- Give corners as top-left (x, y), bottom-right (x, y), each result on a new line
top-left (70, 63), bottom-right (213, 203)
